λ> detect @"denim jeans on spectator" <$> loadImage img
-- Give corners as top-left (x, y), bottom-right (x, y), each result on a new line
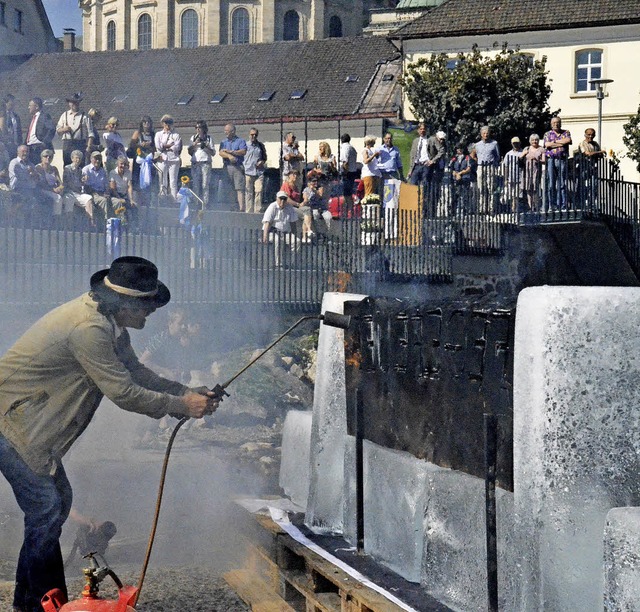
top-left (0, 434), bottom-right (72, 611)
top-left (546, 158), bottom-right (568, 211)
top-left (191, 162), bottom-right (211, 208)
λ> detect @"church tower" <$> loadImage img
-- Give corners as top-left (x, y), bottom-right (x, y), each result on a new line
top-left (79, 0), bottom-right (368, 52)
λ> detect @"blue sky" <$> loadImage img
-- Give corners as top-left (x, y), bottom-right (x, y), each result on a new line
top-left (42, 0), bottom-right (83, 37)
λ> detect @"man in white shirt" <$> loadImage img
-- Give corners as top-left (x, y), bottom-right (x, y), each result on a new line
top-left (408, 122), bottom-right (430, 186)
top-left (154, 114), bottom-right (182, 200)
top-left (56, 93), bottom-right (94, 167)
top-left (339, 133), bottom-right (358, 210)
top-left (261, 191), bottom-right (300, 266)
top-left (25, 97), bottom-right (56, 165)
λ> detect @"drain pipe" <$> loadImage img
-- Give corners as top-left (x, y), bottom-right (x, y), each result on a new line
top-left (484, 413), bottom-right (499, 611)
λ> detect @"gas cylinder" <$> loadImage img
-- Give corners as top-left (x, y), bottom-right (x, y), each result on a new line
top-left (41, 554), bottom-right (137, 612)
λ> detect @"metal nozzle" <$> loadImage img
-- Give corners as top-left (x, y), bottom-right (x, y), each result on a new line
top-left (319, 311), bottom-right (351, 330)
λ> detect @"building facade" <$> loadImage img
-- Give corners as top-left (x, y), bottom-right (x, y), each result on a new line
top-left (395, 0), bottom-right (640, 180)
top-left (0, 0), bottom-right (60, 56)
top-left (79, 0), bottom-right (392, 52)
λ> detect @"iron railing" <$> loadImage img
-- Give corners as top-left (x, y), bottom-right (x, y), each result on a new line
top-left (1, 155), bottom-right (638, 308)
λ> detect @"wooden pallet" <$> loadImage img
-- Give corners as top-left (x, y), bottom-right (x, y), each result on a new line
top-left (224, 510), bottom-right (409, 612)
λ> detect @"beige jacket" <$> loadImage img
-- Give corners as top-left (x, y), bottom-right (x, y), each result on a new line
top-left (0, 293), bottom-right (189, 475)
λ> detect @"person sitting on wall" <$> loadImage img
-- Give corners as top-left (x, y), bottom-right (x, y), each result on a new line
top-left (63, 149), bottom-right (98, 227)
top-left (109, 155), bottom-right (138, 229)
top-left (261, 190), bottom-right (300, 267)
top-left (8, 145), bottom-right (39, 216)
top-left (280, 170), bottom-right (312, 239)
top-left (82, 151), bottom-right (112, 225)
top-left (302, 172), bottom-right (332, 242)
top-left (35, 149), bottom-right (69, 224)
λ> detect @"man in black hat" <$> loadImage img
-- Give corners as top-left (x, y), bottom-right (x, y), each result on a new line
top-left (56, 93), bottom-right (94, 167)
top-left (0, 256), bottom-right (218, 612)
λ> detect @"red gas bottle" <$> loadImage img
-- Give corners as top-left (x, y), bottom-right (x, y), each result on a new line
top-left (42, 554), bottom-right (137, 612)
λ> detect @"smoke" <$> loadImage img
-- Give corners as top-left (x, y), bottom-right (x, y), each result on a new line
top-left (0, 302), bottom-right (303, 579)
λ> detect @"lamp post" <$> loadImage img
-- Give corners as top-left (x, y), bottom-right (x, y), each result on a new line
top-left (589, 78), bottom-right (614, 144)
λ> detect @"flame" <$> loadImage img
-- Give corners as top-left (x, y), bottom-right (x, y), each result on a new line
top-left (327, 271), bottom-right (351, 292)
top-left (345, 349), bottom-right (362, 369)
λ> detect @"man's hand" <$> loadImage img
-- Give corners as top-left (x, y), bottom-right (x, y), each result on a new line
top-left (181, 390), bottom-right (219, 418)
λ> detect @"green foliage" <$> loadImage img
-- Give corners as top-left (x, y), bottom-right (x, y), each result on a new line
top-left (623, 105), bottom-right (640, 173)
top-left (399, 45), bottom-right (557, 154)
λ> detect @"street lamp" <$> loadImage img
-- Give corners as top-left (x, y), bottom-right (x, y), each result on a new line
top-left (589, 78), bottom-right (614, 145)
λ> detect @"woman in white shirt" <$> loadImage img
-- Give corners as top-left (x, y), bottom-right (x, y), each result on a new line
top-left (360, 135), bottom-right (381, 196)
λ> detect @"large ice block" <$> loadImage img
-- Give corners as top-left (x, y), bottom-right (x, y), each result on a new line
top-left (306, 292), bottom-right (366, 533)
top-left (279, 410), bottom-right (312, 508)
top-left (343, 439), bottom-right (431, 582)
top-left (343, 438), bottom-right (516, 610)
top-left (514, 286), bottom-right (640, 610)
top-left (604, 507), bottom-right (640, 611)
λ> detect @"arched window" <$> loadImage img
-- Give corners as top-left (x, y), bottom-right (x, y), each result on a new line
top-left (283, 10), bottom-right (299, 41)
top-left (181, 9), bottom-right (199, 48)
top-left (231, 7), bottom-right (250, 44)
top-left (575, 49), bottom-right (602, 92)
top-left (137, 13), bottom-right (152, 50)
top-left (328, 15), bottom-right (342, 38)
top-left (106, 20), bottom-right (116, 51)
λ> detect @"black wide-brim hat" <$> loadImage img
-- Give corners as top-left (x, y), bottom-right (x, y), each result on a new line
top-left (90, 256), bottom-right (170, 308)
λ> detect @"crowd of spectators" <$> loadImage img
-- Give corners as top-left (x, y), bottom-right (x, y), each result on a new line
top-left (404, 117), bottom-right (609, 217)
top-left (0, 91), bottom-right (612, 235)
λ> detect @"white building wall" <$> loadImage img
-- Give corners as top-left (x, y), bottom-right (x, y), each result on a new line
top-left (0, 0), bottom-right (59, 55)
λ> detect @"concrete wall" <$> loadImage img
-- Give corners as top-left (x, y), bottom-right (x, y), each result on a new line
top-left (403, 23), bottom-right (640, 180)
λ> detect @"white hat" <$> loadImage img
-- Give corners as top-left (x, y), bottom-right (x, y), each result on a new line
top-left (276, 191), bottom-right (288, 200)
top-left (436, 130), bottom-right (446, 140)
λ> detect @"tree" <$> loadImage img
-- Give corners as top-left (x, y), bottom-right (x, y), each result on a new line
top-left (623, 106), bottom-right (640, 173)
top-left (399, 45), bottom-right (557, 154)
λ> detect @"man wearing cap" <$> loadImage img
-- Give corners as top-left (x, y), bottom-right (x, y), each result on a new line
top-left (56, 94), bottom-right (94, 167)
top-left (154, 115), bottom-right (182, 201)
top-left (262, 191), bottom-right (299, 266)
top-left (0, 256), bottom-right (218, 612)
top-left (503, 136), bottom-right (525, 212)
top-left (25, 97), bottom-right (56, 166)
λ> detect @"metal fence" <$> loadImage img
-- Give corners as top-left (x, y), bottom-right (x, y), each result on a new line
top-left (1, 154), bottom-right (639, 308)
top-left (0, 210), bottom-right (453, 308)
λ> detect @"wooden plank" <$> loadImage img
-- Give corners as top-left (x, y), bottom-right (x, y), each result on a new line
top-left (223, 569), bottom-right (295, 612)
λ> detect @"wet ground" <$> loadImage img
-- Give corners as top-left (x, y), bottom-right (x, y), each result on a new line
top-left (0, 399), bottom-right (283, 611)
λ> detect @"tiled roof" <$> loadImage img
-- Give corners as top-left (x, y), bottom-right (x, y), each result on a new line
top-left (395, 0), bottom-right (640, 39)
top-left (0, 37), bottom-right (401, 130)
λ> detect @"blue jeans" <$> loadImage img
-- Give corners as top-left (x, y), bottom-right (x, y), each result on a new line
top-left (546, 158), bottom-right (568, 211)
top-left (0, 434), bottom-right (72, 611)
